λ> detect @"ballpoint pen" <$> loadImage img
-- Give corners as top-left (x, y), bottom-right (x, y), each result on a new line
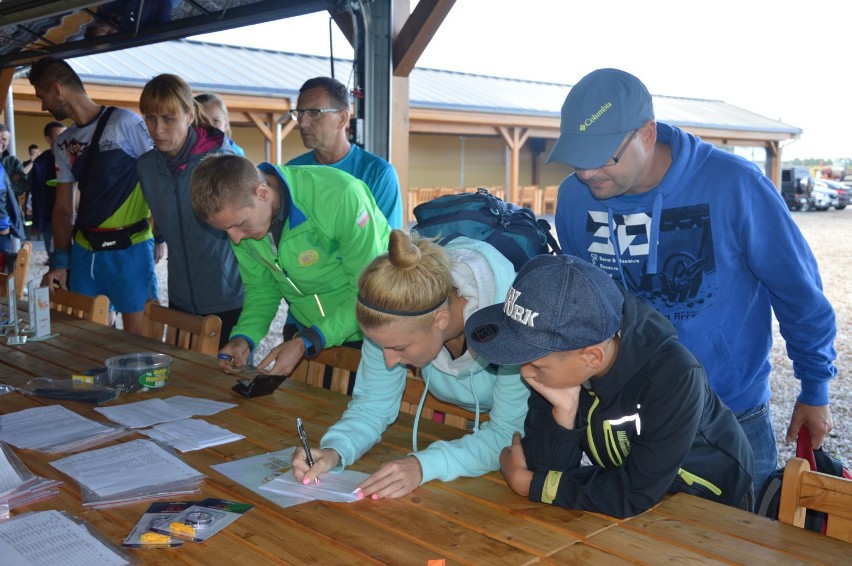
top-left (296, 417), bottom-right (318, 484)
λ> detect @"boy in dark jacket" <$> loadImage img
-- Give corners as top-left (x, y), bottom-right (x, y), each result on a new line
top-left (465, 254), bottom-right (754, 518)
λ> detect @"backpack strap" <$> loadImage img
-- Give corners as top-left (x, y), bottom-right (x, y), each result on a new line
top-left (537, 218), bottom-right (562, 256)
top-left (79, 106), bottom-right (115, 192)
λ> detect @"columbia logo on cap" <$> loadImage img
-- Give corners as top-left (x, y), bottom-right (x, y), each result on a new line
top-left (503, 288), bottom-right (538, 327)
top-left (579, 102), bottom-right (613, 132)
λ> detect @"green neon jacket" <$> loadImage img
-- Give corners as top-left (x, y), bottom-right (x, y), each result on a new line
top-left (229, 163), bottom-right (390, 352)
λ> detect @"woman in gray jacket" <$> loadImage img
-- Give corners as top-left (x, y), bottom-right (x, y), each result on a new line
top-left (137, 74), bottom-right (243, 344)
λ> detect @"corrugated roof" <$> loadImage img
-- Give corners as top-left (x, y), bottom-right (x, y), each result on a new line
top-left (62, 38), bottom-right (800, 135)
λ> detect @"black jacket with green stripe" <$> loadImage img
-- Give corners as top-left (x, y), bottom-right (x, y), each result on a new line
top-left (523, 287), bottom-right (754, 518)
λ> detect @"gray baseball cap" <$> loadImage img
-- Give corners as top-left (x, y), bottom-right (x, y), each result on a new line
top-left (465, 255), bottom-right (623, 365)
top-left (547, 68), bottom-right (654, 169)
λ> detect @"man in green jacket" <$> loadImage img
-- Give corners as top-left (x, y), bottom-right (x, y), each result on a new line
top-left (191, 154), bottom-right (391, 376)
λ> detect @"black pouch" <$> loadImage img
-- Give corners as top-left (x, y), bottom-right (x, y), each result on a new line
top-left (79, 218), bottom-right (149, 252)
top-left (232, 374), bottom-right (288, 398)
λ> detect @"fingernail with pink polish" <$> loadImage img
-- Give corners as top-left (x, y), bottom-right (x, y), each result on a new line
top-left (302, 477), bottom-right (310, 485)
top-left (371, 493), bottom-right (378, 500)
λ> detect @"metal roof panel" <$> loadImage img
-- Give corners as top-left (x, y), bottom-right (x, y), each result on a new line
top-left (60, 38), bottom-right (800, 135)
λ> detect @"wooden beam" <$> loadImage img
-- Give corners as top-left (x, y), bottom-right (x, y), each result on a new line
top-left (498, 126), bottom-right (528, 195)
top-left (247, 112), bottom-right (274, 143)
top-left (331, 9), bottom-right (355, 48)
top-left (393, 0), bottom-right (456, 77)
top-left (0, 68), bottom-right (15, 116)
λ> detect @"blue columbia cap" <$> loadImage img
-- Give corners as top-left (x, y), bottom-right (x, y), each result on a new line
top-left (547, 68), bottom-right (654, 169)
top-left (465, 255), bottom-right (623, 365)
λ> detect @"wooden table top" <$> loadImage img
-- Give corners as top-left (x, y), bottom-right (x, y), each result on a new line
top-left (1, 312), bottom-right (848, 565)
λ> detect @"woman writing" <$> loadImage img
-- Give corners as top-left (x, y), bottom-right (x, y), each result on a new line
top-left (137, 74), bottom-right (243, 345)
top-left (292, 229), bottom-right (529, 498)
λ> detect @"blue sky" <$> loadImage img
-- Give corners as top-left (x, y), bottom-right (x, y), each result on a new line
top-left (194, 0), bottom-right (849, 161)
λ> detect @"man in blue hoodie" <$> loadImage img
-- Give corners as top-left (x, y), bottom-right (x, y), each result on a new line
top-left (549, 68), bottom-right (837, 497)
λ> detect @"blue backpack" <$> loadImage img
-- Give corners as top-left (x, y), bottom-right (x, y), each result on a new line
top-left (411, 188), bottom-right (561, 271)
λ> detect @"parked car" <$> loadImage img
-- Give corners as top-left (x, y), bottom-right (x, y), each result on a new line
top-left (813, 179), bottom-right (850, 210)
top-left (781, 166), bottom-right (815, 211)
top-left (839, 173), bottom-right (852, 189)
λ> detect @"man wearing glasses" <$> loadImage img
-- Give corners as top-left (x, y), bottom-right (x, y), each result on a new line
top-left (287, 77), bottom-right (403, 230)
top-left (549, 68), bottom-right (837, 501)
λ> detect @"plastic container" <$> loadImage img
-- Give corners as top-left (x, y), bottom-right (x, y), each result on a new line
top-left (105, 353), bottom-right (173, 392)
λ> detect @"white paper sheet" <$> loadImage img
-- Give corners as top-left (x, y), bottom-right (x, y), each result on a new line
top-left (163, 395), bottom-right (237, 416)
top-left (94, 398), bottom-right (194, 428)
top-left (258, 469), bottom-right (368, 503)
top-left (211, 448), bottom-right (313, 508)
top-left (140, 418), bottom-right (244, 452)
top-left (95, 395), bottom-right (237, 428)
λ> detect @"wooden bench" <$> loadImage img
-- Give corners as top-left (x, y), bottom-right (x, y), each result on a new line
top-left (400, 373), bottom-right (489, 430)
top-left (778, 456), bottom-right (852, 542)
top-left (289, 346), bottom-right (361, 395)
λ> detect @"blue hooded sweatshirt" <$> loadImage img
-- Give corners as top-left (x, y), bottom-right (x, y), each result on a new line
top-left (554, 122), bottom-right (836, 412)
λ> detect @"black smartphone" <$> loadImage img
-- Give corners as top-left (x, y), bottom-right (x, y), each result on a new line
top-left (231, 374), bottom-right (288, 398)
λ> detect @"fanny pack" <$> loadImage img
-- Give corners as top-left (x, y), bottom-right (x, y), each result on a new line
top-left (77, 218), bottom-right (150, 252)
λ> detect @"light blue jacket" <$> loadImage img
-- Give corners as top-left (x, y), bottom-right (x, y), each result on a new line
top-left (320, 237), bottom-right (529, 483)
top-left (287, 144), bottom-right (403, 229)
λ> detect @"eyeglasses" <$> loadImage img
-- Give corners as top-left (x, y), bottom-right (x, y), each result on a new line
top-left (289, 108), bottom-right (343, 121)
top-left (576, 129), bottom-right (640, 171)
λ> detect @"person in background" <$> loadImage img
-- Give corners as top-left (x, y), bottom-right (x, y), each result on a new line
top-left (0, 124), bottom-right (29, 252)
top-left (138, 74), bottom-right (243, 346)
top-left (291, 229), bottom-right (529, 499)
top-left (465, 254), bottom-right (755, 518)
top-left (190, 154), bottom-right (390, 376)
top-left (0, 162), bottom-right (13, 270)
top-left (0, 124), bottom-right (29, 199)
top-left (287, 77), bottom-right (403, 230)
top-left (23, 144), bottom-right (40, 174)
top-left (28, 121), bottom-right (67, 264)
top-left (28, 56), bottom-right (157, 334)
top-left (548, 68), bottom-right (837, 497)
top-left (193, 92), bottom-right (245, 156)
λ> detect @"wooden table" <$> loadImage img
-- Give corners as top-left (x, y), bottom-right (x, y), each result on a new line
top-left (1, 313), bottom-right (848, 565)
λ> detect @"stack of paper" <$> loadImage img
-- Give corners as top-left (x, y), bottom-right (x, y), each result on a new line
top-left (0, 441), bottom-right (62, 513)
top-left (258, 469), bottom-right (368, 503)
top-left (96, 395), bottom-right (244, 452)
top-left (50, 439), bottom-right (206, 509)
top-left (211, 447), bottom-right (310, 509)
top-left (0, 405), bottom-right (128, 453)
top-left (0, 510), bottom-right (133, 565)
top-left (140, 418), bottom-right (245, 452)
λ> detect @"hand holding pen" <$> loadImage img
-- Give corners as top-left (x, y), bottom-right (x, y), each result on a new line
top-left (296, 417), bottom-right (318, 484)
top-left (217, 338), bottom-right (254, 373)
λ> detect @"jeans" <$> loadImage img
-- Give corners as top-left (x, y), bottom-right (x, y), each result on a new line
top-left (735, 402), bottom-right (778, 498)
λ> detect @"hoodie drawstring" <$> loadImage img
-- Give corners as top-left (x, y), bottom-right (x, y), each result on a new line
top-left (647, 192), bottom-right (663, 275)
top-left (412, 368), bottom-right (431, 453)
top-left (412, 366), bottom-right (482, 452)
top-left (608, 191), bottom-right (664, 285)
top-left (608, 208), bottom-right (629, 289)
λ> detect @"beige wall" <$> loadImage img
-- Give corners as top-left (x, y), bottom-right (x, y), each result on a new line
top-left (408, 133), bottom-right (571, 191)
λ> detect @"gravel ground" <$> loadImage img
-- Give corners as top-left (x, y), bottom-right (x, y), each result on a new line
top-left (24, 208), bottom-right (850, 468)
